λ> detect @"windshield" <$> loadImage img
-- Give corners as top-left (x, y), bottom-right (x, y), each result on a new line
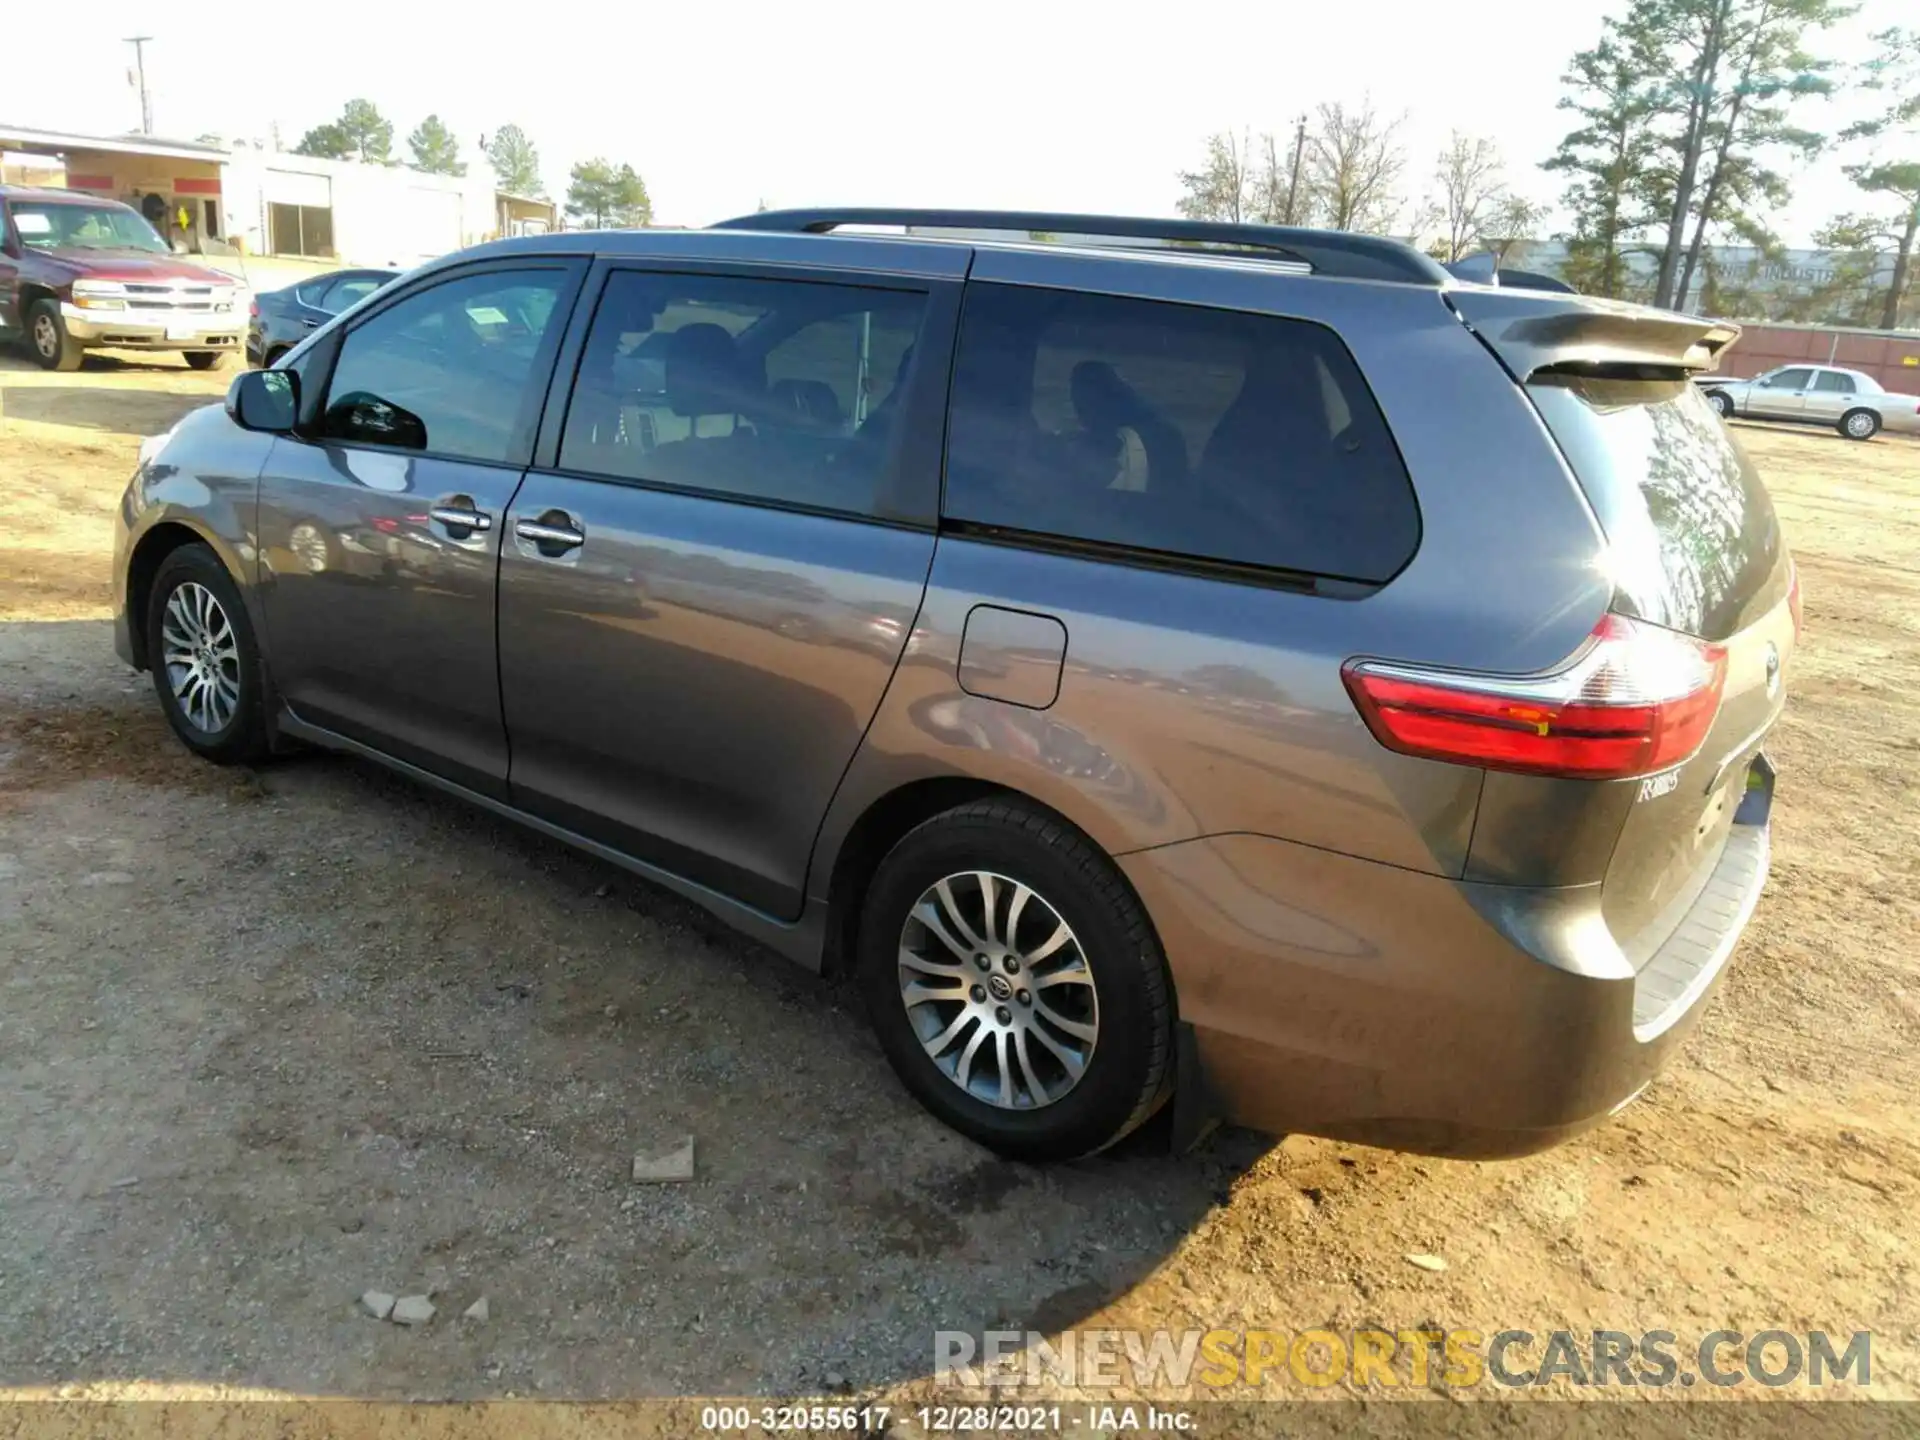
top-left (9, 202), bottom-right (170, 254)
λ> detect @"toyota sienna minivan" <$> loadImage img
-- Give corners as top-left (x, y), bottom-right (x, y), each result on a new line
top-left (113, 209), bottom-right (1797, 1162)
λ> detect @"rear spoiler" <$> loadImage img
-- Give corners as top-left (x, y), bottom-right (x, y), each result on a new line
top-left (1445, 289), bottom-right (1741, 380)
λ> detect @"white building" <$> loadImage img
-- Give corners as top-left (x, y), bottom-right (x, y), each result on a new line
top-left (0, 121), bottom-right (555, 270)
top-left (218, 145), bottom-right (503, 266)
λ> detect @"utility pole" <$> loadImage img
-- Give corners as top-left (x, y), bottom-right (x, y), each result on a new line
top-left (125, 36), bottom-right (154, 134)
top-left (1283, 113), bottom-right (1308, 225)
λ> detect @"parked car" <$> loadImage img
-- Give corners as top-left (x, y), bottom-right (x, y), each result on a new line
top-left (113, 209), bottom-right (1798, 1163)
top-left (1700, 363), bottom-right (1920, 440)
top-left (248, 267), bottom-right (399, 369)
top-left (0, 185), bottom-right (245, 371)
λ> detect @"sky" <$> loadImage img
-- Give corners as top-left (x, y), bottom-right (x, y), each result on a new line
top-left (25, 1), bottom-right (1915, 247)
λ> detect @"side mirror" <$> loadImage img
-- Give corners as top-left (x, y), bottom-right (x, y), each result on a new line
top-left (227, 369), bottom-right (298, 433)
top-left (323, 390), bottom-right (428, 451)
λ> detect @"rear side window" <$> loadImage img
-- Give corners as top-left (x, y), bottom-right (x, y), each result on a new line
top-left (1528, 376), bottom-right (1783, 640)
top-left (322, 274), bottom-right (387, 313)
top-left (1812, 371), bottom-right (1855, 395)
top-left (943, 284), bottom-right (1418, 583)
top-left (559, 270), bottom-right (926, 518)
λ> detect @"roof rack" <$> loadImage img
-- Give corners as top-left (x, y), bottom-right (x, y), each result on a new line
top-left (712, 208), bottom-right (1453, 286)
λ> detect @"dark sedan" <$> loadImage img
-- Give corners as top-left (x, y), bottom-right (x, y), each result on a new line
top-left (246, 267), bottom-right (398, 368)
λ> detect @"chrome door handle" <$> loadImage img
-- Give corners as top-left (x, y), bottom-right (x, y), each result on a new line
top-left (515, 517), bottom-right (585, 550)
top-left (430, 505), bottom-right (492, 532)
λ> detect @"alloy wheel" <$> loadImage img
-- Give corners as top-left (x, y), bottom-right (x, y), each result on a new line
top-left (32, 314), bottom-right (59, 361)
top-left (896, 870), bottom-right (1099, 1110)
top-left (160, 581), bottom-right (242, 734)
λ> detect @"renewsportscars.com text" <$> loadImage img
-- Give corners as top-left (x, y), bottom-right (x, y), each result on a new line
top-left (935, 1327), bottom-right (1872, 1391)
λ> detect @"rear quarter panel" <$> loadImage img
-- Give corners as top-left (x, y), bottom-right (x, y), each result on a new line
top-left (811, 258), bottom-right (1615, 893)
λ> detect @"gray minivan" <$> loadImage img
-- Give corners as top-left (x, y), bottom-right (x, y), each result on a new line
top-left (113, 210), bottom-right (1798, 1162)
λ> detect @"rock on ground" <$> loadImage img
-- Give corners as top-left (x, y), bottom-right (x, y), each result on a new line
top-left (390, 1295), bottom-right (436, 1326)
top-left (631, 1137), bottom-right (695, 1183)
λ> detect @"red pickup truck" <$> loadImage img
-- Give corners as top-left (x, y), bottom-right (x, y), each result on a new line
top-left (0, 185), bottom-right (246, 371)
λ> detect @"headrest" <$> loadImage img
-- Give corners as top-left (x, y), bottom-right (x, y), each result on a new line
top-left (663, 323), bottom-right (750, 419)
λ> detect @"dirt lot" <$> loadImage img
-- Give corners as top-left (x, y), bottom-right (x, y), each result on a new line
top-left (1, 350), bottom-right (1917, 1418)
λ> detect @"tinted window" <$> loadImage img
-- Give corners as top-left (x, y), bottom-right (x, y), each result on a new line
top-left (320, 269), bottom-right (567, 463)
top-left (1812, 371), bottom-right (1856, 395)
top-left (560, 270), bottom-right (926, 517)
top-left (322, 274), bottom-right (388, 313)
top-left (943, 285), bottom-right (1418, 583)
top-left (1529, 376), bottom-right (1783, 640)
top-left (1763, 368), bottom-right (1812, 390)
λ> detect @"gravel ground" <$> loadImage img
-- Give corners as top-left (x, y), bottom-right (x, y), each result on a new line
top-left (1, 352), bottom-right (1916, 1417)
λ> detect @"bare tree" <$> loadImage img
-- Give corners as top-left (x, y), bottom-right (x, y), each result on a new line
top-left (1250, 132), bottom-right (1290, 224)
top-left (1308, 100), bottom-right (1408, 233)
top-left (1483, 193), bottom-right (1550, 266)
top-left (1252, 118), bottom-right (1314, 224)
top-left (1176, 130), bottom-right (1253, 223)
top-left (1429, 132), bottom-right (1509, 262)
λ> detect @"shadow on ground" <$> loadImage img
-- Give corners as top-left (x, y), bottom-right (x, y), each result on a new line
top-left (0, 381), bottom-right (219, 438)
top-left (0, 617), bottom-right (1270, 1399)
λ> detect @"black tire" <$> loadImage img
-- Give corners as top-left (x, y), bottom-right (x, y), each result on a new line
top-left (857, 799), bottom-right (1173, 1161)
top-left (183, 350), bottom-right (228, 371)
top-left (145, 544), bottom-right (270, 764)
top-left (261, 347), bottom-right (290, 369)
top-left (1839, 408), bottom-right (1881, 442)
top-left (25, 298), bottom-right (84, 372)
top-left (1708, 389), bottom-right (1735, 419)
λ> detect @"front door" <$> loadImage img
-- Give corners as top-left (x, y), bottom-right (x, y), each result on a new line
top-left (1746, 367), bottom-right (1812, 420)
top-left (255, 260), bottom-right (582, 796)
top-left (497, 264), bottom-right (955, 917)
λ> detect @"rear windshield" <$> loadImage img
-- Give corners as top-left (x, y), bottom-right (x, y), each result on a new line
top-left (1528, 375), bottom-right (1785, 640)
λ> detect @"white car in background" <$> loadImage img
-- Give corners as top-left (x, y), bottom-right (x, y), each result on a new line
top-left (1701, 363), bottom-right (1920, 441)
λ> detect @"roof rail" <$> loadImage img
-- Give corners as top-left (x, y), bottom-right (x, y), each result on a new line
top-left (712, 208), bottom-right (1453, 286)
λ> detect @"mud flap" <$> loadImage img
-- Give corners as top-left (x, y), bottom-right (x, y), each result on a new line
top-left (1167, 1021), bottom-right (1221, 1154)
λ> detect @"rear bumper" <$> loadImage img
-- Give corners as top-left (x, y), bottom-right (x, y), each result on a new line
top-left (1121, 813), bottom-right (1771, 1159)
top-left (62, 305), bottom-right (244, 352)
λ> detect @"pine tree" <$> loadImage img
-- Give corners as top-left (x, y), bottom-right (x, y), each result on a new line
top-left (1832, 28), bottom-right (1920, 328)
top-left (1545, 33), bottom-right (1666, 298)
top-left (485, 124), bottom-right (544, 198)
top-left (408, 114), bottom-right (465, 176)
top-left (565, 159), bottom-right (652, 229)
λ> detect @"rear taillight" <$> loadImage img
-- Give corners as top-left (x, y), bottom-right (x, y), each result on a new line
top-left (1342, 615), bottom-right (1727, 781)
top-left (1787, 561), bottom-right (1804, 642)
top-left (248, 299), bottom-right (259, 319)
